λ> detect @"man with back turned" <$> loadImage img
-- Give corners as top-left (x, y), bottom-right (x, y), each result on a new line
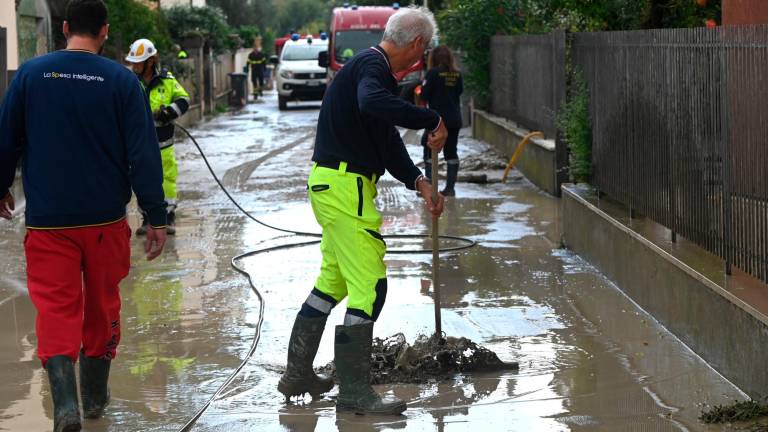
top-left (0, 0), bottom-right (167, 430)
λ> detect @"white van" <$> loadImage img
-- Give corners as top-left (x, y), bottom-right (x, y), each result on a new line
top-left (276, 35), bottom-right (329, 110)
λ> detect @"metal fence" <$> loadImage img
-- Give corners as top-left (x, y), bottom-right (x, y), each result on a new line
top-left (490, 32), bottom-right (566, 138)
top-left (572, 25), bottom-right (768, 282)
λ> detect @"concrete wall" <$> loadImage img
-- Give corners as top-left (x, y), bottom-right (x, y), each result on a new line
top-left (473, 109), bottom-right (558, 195)
top-left (562, 184), bottom-right (768, 399)
top-left (723, 0), bottom-right (768, 25)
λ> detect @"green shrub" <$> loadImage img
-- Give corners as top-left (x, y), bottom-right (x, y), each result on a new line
top-left (438, 0), bottom-right (525, 107)
top-left (556, 69), bottom-right (592, 183)
top-left (237, 25), bottom-right (261, 49)
top-left (165, 5), bottom-right (237, 54)
top-left (104, 0), bottom-right (171, 61)
top-left (700, 399), bottom-right (768, 424)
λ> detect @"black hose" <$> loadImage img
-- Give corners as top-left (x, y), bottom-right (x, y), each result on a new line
top-left (178, 239), bottom-right (320, 432)
top-left (174, 122), bottom-right (476, 431)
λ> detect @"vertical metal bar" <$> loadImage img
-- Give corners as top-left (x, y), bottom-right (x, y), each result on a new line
top-left (720, 28), bottom-right (733, 276)
top-left (694, 28), bottom-right (703, 251)
top-left (553, 31), bottom-right (568, 195)
top-left (754, 27), bottom-right (768, 282)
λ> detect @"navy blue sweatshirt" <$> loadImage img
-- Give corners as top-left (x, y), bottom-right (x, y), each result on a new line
top-left (312, 46), bottom-right (441, 189)
top-left (421, 66), bottom-right (463, 129)
top-left (0, 50), bottom-right (167, 228)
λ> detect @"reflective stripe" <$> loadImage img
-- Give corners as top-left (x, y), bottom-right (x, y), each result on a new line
top-left (159, 137), bottom-right (174, 149)
top-left (305, 293), bottom-right (334, 314)
top-left (447, 159), bottom-right (460, 165)
top-left (170, 102), bottom-right (182, 117)
top-left (344, 313), bottom-right (373, 326)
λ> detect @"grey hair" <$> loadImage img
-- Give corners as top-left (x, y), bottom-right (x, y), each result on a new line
top-left (382, 6), bottom-right (438, 48)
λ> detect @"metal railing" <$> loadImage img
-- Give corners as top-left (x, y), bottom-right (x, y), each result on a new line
top-left (490, 32), bottom-right (566, 138)
top-left (572, 25), bottom-right (768, 282)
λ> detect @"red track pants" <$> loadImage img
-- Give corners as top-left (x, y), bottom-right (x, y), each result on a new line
top-left (24, 219), bottom-right (131, 366)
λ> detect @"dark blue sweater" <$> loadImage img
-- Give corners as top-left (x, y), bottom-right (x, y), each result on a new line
top-left (0, 50), bottom-right (167, 228)
top-left (312, 46), bottom-right (441, 189)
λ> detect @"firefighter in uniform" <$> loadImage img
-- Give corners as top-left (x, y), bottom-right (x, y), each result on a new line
top-left (247, 43), bottom-right (267, 98)
top-left (126, 39), bottom-right (190, 235)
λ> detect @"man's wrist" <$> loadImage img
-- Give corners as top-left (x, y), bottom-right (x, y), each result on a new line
top-left (430, 116), bottom-right (442, 134)
top-left (414, 174), bottom-right (430, 192)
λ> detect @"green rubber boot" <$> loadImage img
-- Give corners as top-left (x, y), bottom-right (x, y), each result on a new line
top-left (277, 315), bottom-right (335, 399)
top-left (46, 356), bottom-right (82, 432)
top-left (79, 352), bottom-right (111, 419)
top-left (334, 324), bottom-right (406, 415)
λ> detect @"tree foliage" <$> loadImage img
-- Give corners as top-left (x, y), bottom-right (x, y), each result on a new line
top-left (438, 0), bottom-right (525, 106)
top-left (165, 5), bottom-right (237, 53)
top-left (104, 0), bottom-right (171, 61)
top-left (521, 0), bottom-right (647, 32)
top-left (207, 0), bottom-right (276, 31)
top-left (522, 0), bottom-right (721, 32)
top-left (275, 0), bottom-right (328, 35)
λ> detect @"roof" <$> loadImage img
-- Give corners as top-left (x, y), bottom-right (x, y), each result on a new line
top-left (284, 37), bottom-right (329, 48)
top-left (331, 6), bottom-right (399, 31)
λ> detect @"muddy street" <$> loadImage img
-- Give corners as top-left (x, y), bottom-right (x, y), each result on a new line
top-left (0, 92), bottom-right (746, 431)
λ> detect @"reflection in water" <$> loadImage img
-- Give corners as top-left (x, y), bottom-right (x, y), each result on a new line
top-left (128, 267), bottom-right (195, 415)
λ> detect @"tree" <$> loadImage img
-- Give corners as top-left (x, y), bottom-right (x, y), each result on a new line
top-left (275, 0), bottom-right (327, 34)
top-left (103, 0), bottom-right (171, 61)
top-left (165, 5), bottom-right (237, 53)
top-left (438, 0), bottom-right (525, 105)
top-left (643, 0), bottom-right (721, 29)
top-left (207, 0), bottom-right (277, 31)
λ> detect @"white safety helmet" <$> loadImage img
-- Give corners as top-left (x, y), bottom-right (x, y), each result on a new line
top-left (125, 39), bottom-right (158, 63)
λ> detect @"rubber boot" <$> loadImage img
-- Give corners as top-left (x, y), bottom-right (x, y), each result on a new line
top-left (334, 324), bottom-right (406, 415)
top-left (135, 214), bottom-right (148, 236)
top-left (277, 315), bottom-right (335, 399)
top-left (441, 161), bottom-right (459, 197)
top-left (46, 356), bottom-right (82, 432)
top-left (166, 211), bottom-right (176, 236)
top-left (79, 352), bottom-right (111, 419)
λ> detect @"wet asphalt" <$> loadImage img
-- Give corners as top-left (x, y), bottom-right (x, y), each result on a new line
top-left (0, 91), bottom-right (748, 431)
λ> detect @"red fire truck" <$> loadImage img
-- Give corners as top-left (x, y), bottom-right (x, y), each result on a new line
top-left (319, 3), bottom-right (423, 102)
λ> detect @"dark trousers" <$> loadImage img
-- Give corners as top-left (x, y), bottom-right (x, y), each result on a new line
top-left (251, 68), bottom-right (265, 89)
top-left (422, 127), bottom-right (460, 161)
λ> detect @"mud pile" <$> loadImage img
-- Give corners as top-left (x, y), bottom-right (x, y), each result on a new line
top-left (320, 333), bottom-right (518, 384)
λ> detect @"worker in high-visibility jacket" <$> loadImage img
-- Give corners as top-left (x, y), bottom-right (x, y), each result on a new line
top-left (126, 38), bottom-right (190, 235)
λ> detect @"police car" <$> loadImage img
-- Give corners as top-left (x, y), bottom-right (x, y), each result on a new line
top-left (275, 34), bottom-right (329, 110)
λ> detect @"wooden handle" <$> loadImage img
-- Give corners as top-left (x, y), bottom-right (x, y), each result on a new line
top-left (431, 149), bottom-right (441, 337)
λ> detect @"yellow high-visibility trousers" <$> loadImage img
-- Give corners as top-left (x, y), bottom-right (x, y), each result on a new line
top-left (160, 145), bottom-right (177, 209)
top-left (307, 162), bottom-right (387, 322)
